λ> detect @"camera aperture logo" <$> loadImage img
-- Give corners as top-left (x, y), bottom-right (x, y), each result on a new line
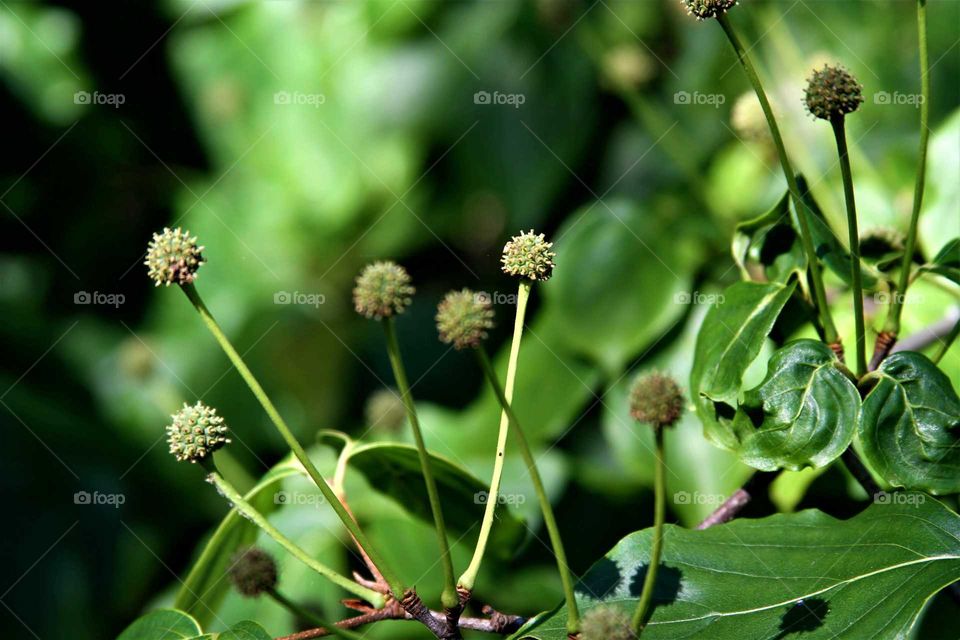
top-left (75, 291), bottom-right (125, 308)
top-left (74, 490), bottom-right (126, 508)
top-left (474, 90), bottom-right (526, 109)
top-left (74, 90), bottom-right (125, 108)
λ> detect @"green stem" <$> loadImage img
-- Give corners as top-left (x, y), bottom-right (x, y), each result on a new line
top-left (474, 347), bottom-right (580, 634)
top-left (830, 116), bottom-right (867, 376)
top-left (932, 316), bottom-right (960, 365)
top-left (885, 0), bottom-right (930, 337)
top-left (459, 281), bottom-right (531, 593)
top-left (180, 283), bottom-right (403, 599)
top-left (717, 13), bottom-right (839, 346)
top-left (383, 317), bottom-right (458, 609)
top-left (206, 471), bottom-right (384, 607)
top-left (632, 428), bottom-right (666, 636)
top-left (267, 588), bottom-right (355, 638)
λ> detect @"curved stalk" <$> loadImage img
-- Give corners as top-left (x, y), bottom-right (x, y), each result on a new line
top-left (717, 13), bottom-right (839, 347)
top-left (459, 281), bottom-right (531, 593)
top-left (383, 317), bottom-right (458, 610)
top-left (884, 0), bottom-right (930, 338)
top-left (474, 347), bottom-right (580, 634)
top-left (205, 470), bottom-right (384, 607)
top-left (632, 428), bottom-right (666, 635)
top-left (180, 283), bottom-right (403, 599)
top-left (830, 117), bottom-right (867, 376)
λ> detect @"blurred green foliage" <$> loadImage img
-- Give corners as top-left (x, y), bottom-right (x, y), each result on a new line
top-left (0, 1), bottom-right (957, 638)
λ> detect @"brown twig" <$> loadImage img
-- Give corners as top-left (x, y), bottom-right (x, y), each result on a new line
top-left (696, 488), bottom-right (751, 530)
top-left (338, 495), bottom-right (390, 593)
top-left (868, 330), bottom-right (896, 371)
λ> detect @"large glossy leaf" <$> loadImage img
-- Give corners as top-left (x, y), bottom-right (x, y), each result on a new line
top-left (918, 238), bottom-right (960, 285)
top-left (116, 609), bottom-right (202, 640)
top-left (732, 340), bottom-right (860, 471)
top-left (217, 621), bottom-right (271, 640)
top-left (732, 190), bottom-right (806, 286)
top-left (174, 454), bottom-right (303, 624)
top-left (511, 496), bottom-right (960, 639)
top-left (345, 442), bottom-right (526, 557)
top-left (858, 351), bottom-right (960, 495)
top-left (544, 198), bottom-right (695, 374)
top-left (691, 281), bottom-right (795, 450)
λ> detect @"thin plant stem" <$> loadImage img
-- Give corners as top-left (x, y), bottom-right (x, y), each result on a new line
top-left (205, 470), bottom-right (384, 607)
top-left (267, 588), bottom-right (360, 639)
top-left (717, 13), bottom-right (839, 346)
top-left (382, 317), bottom-right (458, 610)
top-left (632, 427), bottom-right (666, 636)
top-left (474, 347), bottom-right (580, 633)
top-left (830, 117), bottom-right (867, 376)
top-left (884, 0), bottom-right (930, 338)
top-left (459, 281), bottom-right (531, 593)
top-left (180, 283), bottom-right (403, 599)
top-left (933, 317), bottom-right (960, 365)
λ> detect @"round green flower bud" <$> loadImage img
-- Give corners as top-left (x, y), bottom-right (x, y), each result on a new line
top-left (436, 289), bottom-right (495, 350)
top-left (229, 547), bottom-right (278, 597)
top-left (167, 401), bottom-right (230, 463)
top-left (581, 605), bottom-right (635, 640)
top-left (365, 388), bottom-right (407, 431)
top-left (681, 0), bottom-right (737, 21)
top-left (501, 230), bottom-right (556, 281)
top-left (629, 371), bottom-right (684, 429)
top-left (353, 261), bottom-right (415, 319)
top-left (145, 227), bottom-right (205, 287)
top-left (804, 64), bottom-right (863, 120)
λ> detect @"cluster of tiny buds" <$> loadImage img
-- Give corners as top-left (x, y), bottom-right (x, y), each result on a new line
top-left (166, 401), bottom-right (231, 463)
top-left (629, 371), bottom-right (685, 430)
top-left (353, 261), bottom-right (415, 320)
top-left (580, 604), bottom-right (635, 640)
top-left (229, 547), bottom-right (278, 597)
top-left (501, 229), bottom-right (556, 281)
top-left (681, 0), bottom-right (738, 21)
top-left (145, 227), bottom-right (205, 287)
top-left (436, 288), bottom-right (495, 350)
top-left (804, 64), bottom-right (863, 121)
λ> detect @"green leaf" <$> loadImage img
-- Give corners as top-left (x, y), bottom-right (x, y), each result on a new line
top-left (691, 281), bottom-right (795, 450)
top-left (511, 496), bottom-right (960, 639)
top-left (345, 442), bottom-right (526, 557)
top-left (217, 621), bottom-right (272, 640)
top-left (918, 238), bottom-right (960, 285)
top-left (544, 198), bottom-right (695, 373)
top-left (732, 340), bottom-right (860, 471)
top-left (795, 175), bottom-right (879, 290)
top-left (732, 190), bottom-right (806, 285)
top-left (116, 609), bottom-right (202, 640)
top-left (858, 351), bottom-right (960, 495)
top-left (174, 454), bottom-right (303, 624)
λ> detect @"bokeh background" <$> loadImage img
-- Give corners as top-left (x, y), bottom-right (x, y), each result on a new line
top-left (1, 0), bottom-right (958, 638)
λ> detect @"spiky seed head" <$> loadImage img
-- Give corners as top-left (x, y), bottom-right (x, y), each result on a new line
top-left (353, 261), bottom-right (415, 320)
top-left (804, 64), bottom-right (863, 120)
top-left (229, 547), bottom-right (278, 597)
top-left (436, 289), bottom-right (495, 350)
top-left (501, 230), bottom-right (556, 281)
top-left (166, 401), bottom-right (230, 463)
top-left (860, 226), bottom-right (906, 253)
top-left (629, 371), bottom-right (684, 429)
top-left (145, 227), bottom-right (205, 287)
top-left (681, 0), bottom-right (738, 20)
top-left (365, 389), bottom-right (407, 431)
top-left (581, 605), bottom-right (635, 640)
